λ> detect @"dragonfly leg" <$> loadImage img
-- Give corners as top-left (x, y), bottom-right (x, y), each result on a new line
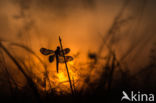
top-left (56, 55), bottom-right (59, 73)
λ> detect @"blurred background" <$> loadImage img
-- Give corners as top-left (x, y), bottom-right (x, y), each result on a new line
top-left (0, 0), bottom-right (156, 103)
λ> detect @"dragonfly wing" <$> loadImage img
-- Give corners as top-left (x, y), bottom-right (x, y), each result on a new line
top-left (58, 56), bottom-right (73, 63)
top-left (49, 55), bottom-right (55, 63)
top-left (64, 48), bottom-right (70, 54)
top-left (65, 56), bottom-right (73, 61)
top-left (40, 48), bottom-right (55, 55)
top-left (59, 48), bottom-right (70, 56)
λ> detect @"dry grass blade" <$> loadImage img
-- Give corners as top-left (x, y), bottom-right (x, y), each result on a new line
top-left (0, 50), bottom-right (17, 98)
top-left (98, 0), bottom-right (131, 56)
top-left (59, 36), bottom-right (74, 95)
top-left (0, 42), bottom-right (42, 103)
top-left (10, 43), bottom-right (46, 67)
top-left (10, 42), bottom-right (52, 91)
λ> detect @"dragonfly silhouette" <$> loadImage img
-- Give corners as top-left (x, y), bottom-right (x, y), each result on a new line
top-left (40, 46), bottom-right (73, 73)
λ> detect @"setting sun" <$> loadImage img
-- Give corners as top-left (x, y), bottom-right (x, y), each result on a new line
top-left (57, 72), bottom-right (68, 82)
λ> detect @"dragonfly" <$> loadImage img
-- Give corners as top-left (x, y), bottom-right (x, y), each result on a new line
top-left (40, 46), bottom-right (73, 73)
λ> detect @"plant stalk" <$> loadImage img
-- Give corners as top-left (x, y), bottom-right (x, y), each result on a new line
top-left (59, 36), bottom-right (74, 95)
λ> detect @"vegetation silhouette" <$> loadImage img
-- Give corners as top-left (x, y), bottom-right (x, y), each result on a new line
top-left (0, 0), bottom-right (155, 103)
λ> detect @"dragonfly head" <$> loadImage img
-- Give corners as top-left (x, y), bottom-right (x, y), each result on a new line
top-left (57, 46), bottom-right (60, 50)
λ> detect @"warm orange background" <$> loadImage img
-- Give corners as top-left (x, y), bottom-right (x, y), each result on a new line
top-left (0, 0), bottom-right (155, 93)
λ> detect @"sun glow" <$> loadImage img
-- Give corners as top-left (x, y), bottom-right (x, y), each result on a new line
top-left (69, 61), bottom-right (74, 65)
top-left (57, 72), bottom-right (68, 82)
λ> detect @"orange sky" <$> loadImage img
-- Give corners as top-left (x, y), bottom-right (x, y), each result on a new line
top-left (0, 0), bottom-right (156, 93)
